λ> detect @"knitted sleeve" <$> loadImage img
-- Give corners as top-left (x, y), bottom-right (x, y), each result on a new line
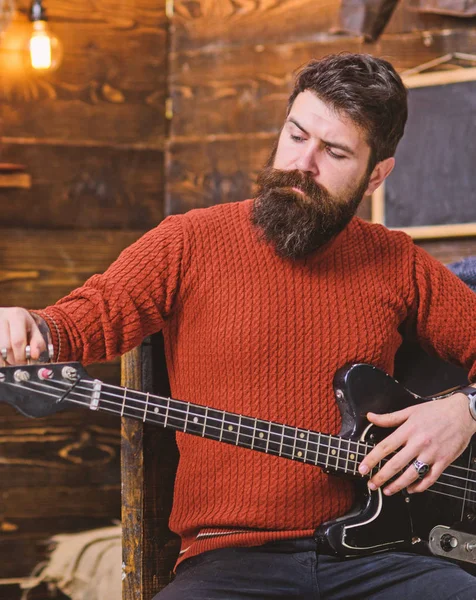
top-left (34, 215), bottom-right (184, 364)
top-left (411, 244), bottom-right (476, 381)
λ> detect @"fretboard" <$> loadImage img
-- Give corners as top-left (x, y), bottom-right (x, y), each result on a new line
top-left (90, 382), bottom-right (374, 478)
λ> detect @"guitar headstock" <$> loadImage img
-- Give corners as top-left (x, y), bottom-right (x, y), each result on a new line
top-left (0, 362), bottom-right (92, 418)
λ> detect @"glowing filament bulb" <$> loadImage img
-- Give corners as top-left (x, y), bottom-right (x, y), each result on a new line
top-left (30, 21), bottom-right (52, 70)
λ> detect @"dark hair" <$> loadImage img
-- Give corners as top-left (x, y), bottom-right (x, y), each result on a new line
top-left (287, 53), bottom-right (408, 169)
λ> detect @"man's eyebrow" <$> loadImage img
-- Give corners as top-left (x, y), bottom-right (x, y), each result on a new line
top-left (287, 118), bottom-right (309, 136)
top-left (287, 117), bottom-right (356, 156)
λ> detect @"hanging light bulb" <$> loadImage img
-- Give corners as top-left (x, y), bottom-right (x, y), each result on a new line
top-left (28, 0), bottom-right (62, 71)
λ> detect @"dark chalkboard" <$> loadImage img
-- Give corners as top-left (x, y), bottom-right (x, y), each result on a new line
top-left (375, 70), bottom-right (476, 237)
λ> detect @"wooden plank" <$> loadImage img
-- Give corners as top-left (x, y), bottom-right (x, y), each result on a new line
top-left (169, 29), bottom-right (476, 138)
top-left (172, 0), bottom-right (340, 52)
top-left (121, 336), bottom-right (179, 600)
top-left (416, 238), bottom-right (476, 264)
top-left (1, 485), bottom-right (120, 518)
top-left (0, 410), bottom-right (120, 489)
top-left (0, 229), bottom-right (146, 308)
top-left (0, 0), bottom-right (168, 145)
top-left (0, 173), bottom-right (31, 188)
top-left (172, 0), bottom-right (473, 51)
top-left (121, 346), bottom-right (146, 599)
top-left (0, 143), bottom-right (164, 230)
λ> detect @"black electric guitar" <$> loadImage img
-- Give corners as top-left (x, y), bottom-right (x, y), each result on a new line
top-left (0, 361), bottom-right (475, 570)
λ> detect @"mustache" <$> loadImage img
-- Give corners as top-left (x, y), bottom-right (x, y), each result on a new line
top-left (255, 168), bottom-right (328, 201)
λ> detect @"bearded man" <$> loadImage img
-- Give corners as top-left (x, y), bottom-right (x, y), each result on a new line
top-left (1, 53), bottom-right (476, 599)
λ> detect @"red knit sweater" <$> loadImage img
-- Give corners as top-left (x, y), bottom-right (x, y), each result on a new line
top-left (37, 199), bottom-right (476, 566)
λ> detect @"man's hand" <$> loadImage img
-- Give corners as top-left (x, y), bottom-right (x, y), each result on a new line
top-left (0, 307), bottom-right (48, 365)
top-left (358, 392), bottom-right (476, 496)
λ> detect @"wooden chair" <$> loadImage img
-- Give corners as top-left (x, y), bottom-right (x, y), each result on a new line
top-left (121, 334), bottom-right (180, 600)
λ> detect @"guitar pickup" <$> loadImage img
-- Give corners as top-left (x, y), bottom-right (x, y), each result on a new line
top-left (429, 525), bottom-right (476, 565)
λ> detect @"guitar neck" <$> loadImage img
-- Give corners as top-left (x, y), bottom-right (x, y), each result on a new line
top-left (91, 381), bottom-right (370, 478)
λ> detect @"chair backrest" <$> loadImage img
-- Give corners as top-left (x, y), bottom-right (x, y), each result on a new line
top-left (121, 333), bottom-right (180, 600)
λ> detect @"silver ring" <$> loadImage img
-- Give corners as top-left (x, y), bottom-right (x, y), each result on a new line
top-left (25, 345), bottom-right (31, 361)
top-left (1, 347), bottom-right (8, 362)
top-left (413, 459), bottom-right (430, 480)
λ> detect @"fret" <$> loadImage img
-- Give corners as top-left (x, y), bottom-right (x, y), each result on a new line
top-left (336, 437), bottom-right (342, 470)
top-left (183, 402), bottom-right (191, 432)
top-left (279, 426), bottom-right (294, 459)
top-left (352, 441), bottom-right (361, 475)
top-left (206, 408), bottom-right (226, 442)
top-left (265, 422), bottom-right (272, 453)
top-left (326, 436), bottom-right (340, 471)
top-left (291, 426), bottom-right (298, 460)
top-left (251, 418), bottom-right (258, 449)
top-left (185, 405), bottom-right (207, 435)
top-left (236, 414), bottom-right (242, 446)
top-left (252, 419), bottom-right (271, 452)
top-left (268, 423), bottom-right (284, 455)
top-left (143, 393), bottom-right (150, 422)
top-left (202, 407), bottom-right (209, 437)
top-left (293, 429), bottom-right (308, 463)
top-left (220, 413), bottom-right (240, 445)
top-left (150, 400), bottom-right (162, 425)
top-left (343, 438), bottom-right (359, 474)
top-left (121, 387), bottom-right (127, 417)
top-left (305, 431), bottom-right (319, 465)
top-left (219, 412), bottom-right (226, 442)
top-left (238, 416), bottom-right (256, 449)
top-left (164, 397), bottom-right (171, 428)
top-left (168, 398), bottom-right (186, 430)
top-left (304, 429), bottom-right (310, 463)
top-left (324, 434), bottom-right (331, 470)
top-left (278, 424), bottom-right (285, 457)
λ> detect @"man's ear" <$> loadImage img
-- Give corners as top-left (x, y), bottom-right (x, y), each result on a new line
top-left (364, 157), bottom-right (395, 196)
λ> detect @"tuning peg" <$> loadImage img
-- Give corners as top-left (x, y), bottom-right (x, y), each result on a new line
top-left (38, 368), bottom-right (53, 380)
top-left (14, 369), bottom-right (30, 383)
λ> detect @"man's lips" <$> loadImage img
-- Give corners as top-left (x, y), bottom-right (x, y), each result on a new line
top-left (280, 186), bottom-right (305, 196)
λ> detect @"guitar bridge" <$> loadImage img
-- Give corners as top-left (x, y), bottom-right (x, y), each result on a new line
top-left (429, 525), bottom-right (476, 565)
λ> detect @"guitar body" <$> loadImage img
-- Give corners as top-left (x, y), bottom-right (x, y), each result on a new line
top-left (317, 363), bottom-right (476, 570)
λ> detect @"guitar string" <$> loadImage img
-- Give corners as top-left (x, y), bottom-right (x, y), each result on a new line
top-left (55, 379), bottom-right (476, 479)
top-left (22, 379), bottom-right (372, 465)
top-left (30, 388), bottom-right (476, 503)
top-left (6, 378), bottom-right (476, 502)
top-left (12, 376), bottom-right (476, 489)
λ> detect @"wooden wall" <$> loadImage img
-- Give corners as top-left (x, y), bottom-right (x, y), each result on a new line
top-left (0, 0), bottom-right (475, 596)
top-left (0, 0), bottom-right (168, 593)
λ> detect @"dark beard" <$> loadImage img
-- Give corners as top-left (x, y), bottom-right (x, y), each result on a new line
top-left (251, 167), bottom-right (369, 260)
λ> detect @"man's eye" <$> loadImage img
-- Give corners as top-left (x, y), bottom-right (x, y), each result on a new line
top-left (290, 134), bottom-right (304, 143)
top-left (327, 147), bottom-right (345, 160)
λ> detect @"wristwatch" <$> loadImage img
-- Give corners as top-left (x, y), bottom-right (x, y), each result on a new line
top-left (458, 385), bottom-right (476, 421)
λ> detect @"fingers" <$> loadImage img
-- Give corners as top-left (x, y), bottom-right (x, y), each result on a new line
top-left (359, 426), bottom-right (408, 478)
top-left (9, 313), bottom-right (31, 364)
top-left (0, 317), bottom-right (13, 365)
top-left (28, 324), bottom-right (47, 360)
top-left (366, 407), bottom-right (412, 428)
top-left (0, 307), bottom-right (46, 365)
top-left (359, 399), bottom-right (471, 496)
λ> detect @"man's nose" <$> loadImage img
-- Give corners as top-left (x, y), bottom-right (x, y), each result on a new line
top-left (295, 147), bottom-right (318, 176)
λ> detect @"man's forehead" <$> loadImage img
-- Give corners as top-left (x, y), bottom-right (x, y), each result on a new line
top-left (288, 91), bottom-right (367, 149)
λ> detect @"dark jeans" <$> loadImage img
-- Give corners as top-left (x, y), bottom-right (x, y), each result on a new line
top-left (154, 539), bottom-right (476, 599)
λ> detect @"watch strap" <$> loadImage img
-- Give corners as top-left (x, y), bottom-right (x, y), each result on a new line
top-left (458, 385), bottom-right (476, 421)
